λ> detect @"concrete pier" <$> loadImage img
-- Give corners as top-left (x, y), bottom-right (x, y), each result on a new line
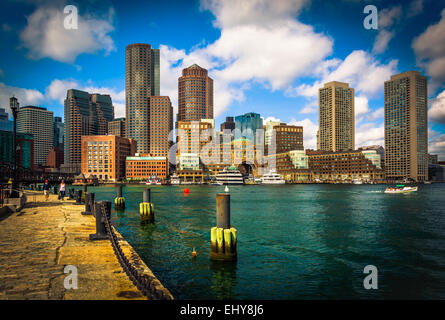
top-left (0, 191), bottom-right (172, 300)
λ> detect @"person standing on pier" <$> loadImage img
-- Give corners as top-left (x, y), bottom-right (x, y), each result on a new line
top-left (59, 180), bottom-right (66, 201)
top-left (43, 180), bottom-right (50, 201)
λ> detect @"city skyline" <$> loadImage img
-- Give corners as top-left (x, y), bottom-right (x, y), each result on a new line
top-left (0, 0), bottom-right (444, 159)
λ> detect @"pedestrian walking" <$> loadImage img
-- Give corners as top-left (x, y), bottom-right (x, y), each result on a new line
top-left (43, 180), bottom-right (50, 201)
top-left (59, 180), bottom-right (66, 201)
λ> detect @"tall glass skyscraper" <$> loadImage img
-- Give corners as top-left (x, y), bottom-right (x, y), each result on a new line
top-left (384, 71), bottom-right (428, 182)
top-left (125, 43), bottom-right (160, 153)
top-left (234, 112), bottom-right (263, 143)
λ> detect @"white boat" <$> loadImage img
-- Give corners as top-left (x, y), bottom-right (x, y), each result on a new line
top-left (353, 179), bottom-right (363, 185)
top-left (260, 170), bottom-right (285, 184)
top-left (216, 166), bottom-right (244, 185)
top-left (146, 176), bottom-right (162, 185)
top-left (170, 174), bottom-right (180, 185)
top-left (384, 185), bottom-right (418, 194)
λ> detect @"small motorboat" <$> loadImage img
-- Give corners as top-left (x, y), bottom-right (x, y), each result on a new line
top-left (384, 185), bottom-right (418, 194)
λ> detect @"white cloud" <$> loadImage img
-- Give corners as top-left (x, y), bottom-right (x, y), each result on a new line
top-left (373, 30), bottom-right (395, 54)
top-left (412, 9), bottom-right (445, 85)
top-left (429, 89), bottom-right (445, 124)
top-left (355, 122), bottom-right (384, 148)
top-left (20, 5), bottom-right (115, 63)
top-left (0, 82), bottom-right (45, 115)
top-left (300, 100), bottom-right (317, 114)
top-left (159, 0), bottom-right (333, 118)
top-left (45, 79), bottom-right (125, 118)
top-left (294, 50), bottom-right (398, 98)
top-left (263, 116), bottom-right (281, 123)
top-left (355, 95), bottom-right (370, 123)
top-left (366, 107), bottom-right (384, 121)
top-left (407, 0), bottom-right (424, 18)
top-left (429, 134), bottom-right (445, 160)
top-left (288, 117), bottom-right (318, 150)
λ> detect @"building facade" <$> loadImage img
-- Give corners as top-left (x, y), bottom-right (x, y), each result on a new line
top-left (149, 96), bottom-right (173, 158)
top-left (126, 43), bottom-right (160, 153)
top-left (220, 116), bottom-right (235, 132)
top-left (64, 89), bottom-right (114, 172)
top-left (17, 105), bottom-right (53, 166)
top-left (234, 112), bottom-right (263, 143)
top-left (81, 135), bottom-right (136, 182)
top-left (0, 130), bottom-right (34, 171)
top-left (53, 116), bottom-right (64, 148)
top-left (272, 124), bottom-right (304, 154)
top-left (126, 155), bottom-right (168, 181)
top-left (108, 118), bottom-right (126, 137)
top-left (318, 81), bottom-right (355, 152)
top-left (384, 71), bottom-right (428, 182)
top-left (47, 145), bottom-right (64, 168)
top-left (177, 64), bottom-right (213, 122)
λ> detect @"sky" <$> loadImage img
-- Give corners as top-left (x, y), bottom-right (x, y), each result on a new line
top-left (0, 0), bottom-right (445, 158)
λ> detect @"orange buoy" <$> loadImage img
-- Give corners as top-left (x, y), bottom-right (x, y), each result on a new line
top-left (184, 188), bottom-right (190, 194)
top-left (192, 248), bottom-right (197, 258)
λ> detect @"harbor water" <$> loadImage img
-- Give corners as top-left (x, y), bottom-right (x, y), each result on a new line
top-left (73, 183), bottom-right (445, 299)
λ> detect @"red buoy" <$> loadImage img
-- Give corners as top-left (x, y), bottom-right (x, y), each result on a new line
top-left (184, 188), bottom-right (190, 194)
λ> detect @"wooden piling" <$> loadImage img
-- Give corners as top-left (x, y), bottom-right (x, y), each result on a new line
top-left (140, 188), bottom-right (154, 224)
top-left (210, 193), bottom-right (237, 261)
top-left (114, 184), bottom-right (125, 209)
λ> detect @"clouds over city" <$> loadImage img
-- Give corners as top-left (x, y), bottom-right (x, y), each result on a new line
top-left (20, 3), bottom-right (115, 63)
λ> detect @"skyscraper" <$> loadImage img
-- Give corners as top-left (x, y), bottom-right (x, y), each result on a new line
top-left (177, 64), bottom-right (213, 122)
top-left (318, 81), bottom-right (355, 152)
top-left (53, 116), bottom-right (64, 147)
top-left (17, 106), bottom-right (53, 166)
top-left (234, 112), bottom-right (263, 143)
top-left (384, 71), bottom-right (428, 182)
top-left (125, 43), bottom-right (160, 153)
top-left (108, 118), bottom-right (126, 137)
top-left (64, 89), bottom-right (114, 171)
top-left (149, 96), bottom-right (173, 158)
top-left (220, 116), bottom-right (235, 131)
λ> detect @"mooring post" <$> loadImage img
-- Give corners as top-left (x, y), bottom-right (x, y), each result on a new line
top-left (68, 188), bottom-right (75, 200)
top-left (210, 193), bottom-right (237, 261)
top-left (89, 200), bottom-right (110, 240)
top-left (82, 192), bottom-right (95, 215)
top-left (115, 184), bottom-right (125, 209)
top-left (140, 188), bottom-right (154, 224)
top-left (75, 190), bottom-right (82, 205)
top-left (82, 185), bottom-right (87, 203)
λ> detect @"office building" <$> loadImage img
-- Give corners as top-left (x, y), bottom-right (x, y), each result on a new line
top-left (220, 116), bottom-right (235, 131)
top-left (47, 145), bottom-right (64, 168)
top-left (177, 64), bottom-right (213, 122)
top-left (125, 43), bottom-right (160, 153)
top-left (384, 71), bottom-right (428, 182)
top-left (108, 118), bottom-right (126, 137)
top-left (53, 116), bottom-right (64, 147)
top-left (318, 81), bottom-right (355, 152)
top-left (17, 105), bottom-right (53, 166)
top-left (64, 89), bottom-right (114, 172)
top-left (0, 108), bottom-right (12, 131)
top-left (235, 112), bottom-right (263, 143)
top-left (126, 154), bottom-right (169, 181)
top-left (81, 135), bottom-right (137, 182)
top-left (149, 96), bottom-right (173, 158)
top-left (0, 130), bottom-right (34, 171)
top-left (269, 124), bottom-right (304, 154)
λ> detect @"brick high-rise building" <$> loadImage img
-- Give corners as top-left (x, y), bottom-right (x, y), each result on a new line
top-left (177, 64), bottom-right (213, 123)
top-left (125, 43), bottom-right (160, 153)
top-left (271, 124), bottom-right (304, 154)
top-left (318, 81), bottom-right (355, 152)
top-left (149, 96), bottom-right (173, 158)
top-left (17, 105), bottom-right (53, 166)
top-left (220, 116), bottom-right (235, 131)
top-left (64, 89), bottom-right (114, 172)
top-left (384, 71), bottom-right (428, 182)
top-left (81, 135), bottom-right (137, 182)
top-left (108, 118), bottom-right (126, 137)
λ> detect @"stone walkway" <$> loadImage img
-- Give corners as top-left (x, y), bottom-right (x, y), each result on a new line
top-left (0, 192), bottom-right (170, 300)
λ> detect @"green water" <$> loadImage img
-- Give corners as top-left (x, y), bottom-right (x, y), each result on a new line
top-left (74, 183), bottom-right (445, 299)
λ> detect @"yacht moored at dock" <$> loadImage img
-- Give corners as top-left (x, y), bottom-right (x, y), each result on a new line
top-left (260, 170), bottom-right (285, 184)
top-left (216, 166), bottom-right (244, 185)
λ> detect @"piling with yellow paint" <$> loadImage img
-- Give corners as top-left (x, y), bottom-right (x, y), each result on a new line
top-left (140, 188), bottom-right (154, 224)
top-left (115, 184), bottom-right (125, 209)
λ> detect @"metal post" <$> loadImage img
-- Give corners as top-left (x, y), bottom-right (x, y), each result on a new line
top-left (82, 192), bottom-right (94, 215)
top-left (116, 184), bottom-right (122, 198)
top-left (75, 190), bottom-right (82, 205)
top-left (216, 193), bottom-right (230, 229)
top-left (89, 201), bottom-right (110, 240)
top-left (69, 188), bottom-right (74, 200)
top-left (143, 188), bottom-right (151, 203)
top-left (10, 97), bottom-right (19, 198)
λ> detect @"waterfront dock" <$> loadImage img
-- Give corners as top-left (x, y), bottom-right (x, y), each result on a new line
top-left (0, 191), bottom-right (172, 300)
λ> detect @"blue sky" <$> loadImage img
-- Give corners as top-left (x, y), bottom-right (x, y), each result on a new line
top-left (0, 0), bottom-right (445, 157)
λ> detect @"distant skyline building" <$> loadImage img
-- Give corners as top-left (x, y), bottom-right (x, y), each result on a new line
top-left (272, 124), bottom-right (304, 154)
top-left (235, 112), bottom-right (263, 143)
top-left (220, 116), bottom-right (235, 132)
top-left (149, 96), bottom-right (173, 158)
top-left (125, 43), bottom-right (160, 153)
top-left (0, 130), bottom-right (34, 170)
top-left (64, 89), bottom-right (114, 171)
top-left (108, 118), bottom-right (126, 137)
top-left (0, 108), bottom-right (13, 131)
top-left (384, 70), bottom-right (428, 182)
top-left (53, 116), bottom-right (64, 147)
top-left (17, 105), bottom-right (53, 166)
top-left (318, 81), bottom-right (355, 152)
top-left (177, 64), bottom-right (214, 123)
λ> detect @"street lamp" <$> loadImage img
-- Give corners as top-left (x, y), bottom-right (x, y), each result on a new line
top-left (10, 97), bottom-right (19, 198)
